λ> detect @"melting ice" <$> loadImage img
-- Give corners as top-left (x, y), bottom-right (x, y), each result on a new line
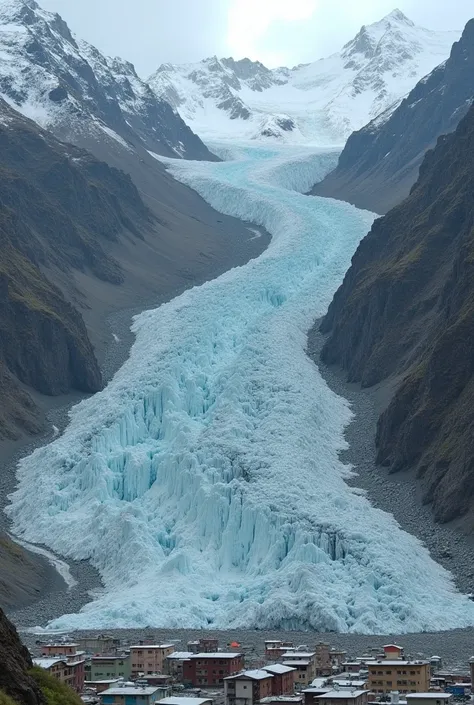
top-left (7, 143), bottom-right (474, 632)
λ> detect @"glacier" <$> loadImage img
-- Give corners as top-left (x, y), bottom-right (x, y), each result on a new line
top-left (7, 142), bottom-right (474, 632)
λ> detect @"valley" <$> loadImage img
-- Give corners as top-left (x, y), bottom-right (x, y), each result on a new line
top-left (1, 0), bottom-right (474, 651)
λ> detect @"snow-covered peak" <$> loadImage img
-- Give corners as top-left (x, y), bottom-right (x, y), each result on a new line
top-left (0, 0), bottom-right (214, 159)
top-left (149, 12), bottom-right (460, 145)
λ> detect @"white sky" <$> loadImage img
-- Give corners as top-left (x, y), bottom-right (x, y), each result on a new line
top-left (37, 0), bottom-right (474, 77)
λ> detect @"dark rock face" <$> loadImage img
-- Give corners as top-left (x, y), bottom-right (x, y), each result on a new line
top-left (320, 103), bottom-right (474, 528)
top-left (313, 19), bottom-right (474, 214)
top-left (0, 607), bottom-right (45, 705)
top-left (0, 98), bottom-right (152, 438)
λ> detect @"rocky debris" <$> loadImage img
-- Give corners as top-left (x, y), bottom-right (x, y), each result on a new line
top-left (313, 19), bottom-right (474, 213)
top-left (319, 101), bottom-right (474, 529)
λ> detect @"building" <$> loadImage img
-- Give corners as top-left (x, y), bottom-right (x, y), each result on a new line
top-left (405, 695), bottom-right (453, 705)
top-left (77, 636), bottom-right (122, 654)
top-left (263, 664), bottom-right (296, 695)
top-left (329, 650), bottom-right (347, 674)
top-left (41, 643), bottom-right (81, 657)
top-left (303, 688), bottom-right (332, 705)
top-left (315, 690), bottom-right (371, 705)
top-left (86, 655), bottom-right (131, 681)
top-left (382, 647), bottom-right (404, 660)
top-left (188, 639), bottom-right (219, 654)
top-left (130, 644), bottom-right (175, 676)
top-left (160, 699), bottom-right (213, 705)
top-left (225, 670), bottom-right (274, 705)
top-left (87, 680), bottom-right (122, 694)
top-left (260, 698), bottom-right (303, 705)
top-left (367, 660), bottom-right (430, 695)
top-left (265, 642), bottom-right (295, 661)
top-left (166, 652), bottom-right (194, 678)
top-left (282, 653), bottom-right (316, 687)
top-left (33, 654), bottom-right (86, 693)
top-left (183, 653), bottom-right (244, 687)
top-left (100, 683), bottom-right (164, 705)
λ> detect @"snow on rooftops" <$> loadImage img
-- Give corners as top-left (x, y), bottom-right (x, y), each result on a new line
top-left (167, 652), bottom-right (194, 659)
top-left (264, 664), bottom-right (297, 674)
top-left (316, 691), bottom-right (368, 699)
top-left (366, 660), bottom-right (429, 665)
top-left (282, 651), bottom-right (315, 658)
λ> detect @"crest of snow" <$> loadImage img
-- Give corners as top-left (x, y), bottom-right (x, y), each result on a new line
top-left (149, 11), bottom-right (459, 145)
top-left (8, 142), bottom-right (474, 633)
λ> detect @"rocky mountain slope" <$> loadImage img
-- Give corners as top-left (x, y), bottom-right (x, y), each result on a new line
top-left (0, 97), bottom-right (154, 440)
top-left (0, 0), bottom-right (215, 160)
top-left (313, 18), bottom-right (474, 213)
top-left (320, 102), bottom-right (474, 530)
top-left (0, 607), bottom-right (44, 705)
top-left (149, 10), bottom-right (459, 143)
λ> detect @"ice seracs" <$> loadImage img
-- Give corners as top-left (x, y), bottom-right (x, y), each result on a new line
top-left (7, 142), bottom-right (474, 633)
top-left (149, 10), bottom-right (459, 144)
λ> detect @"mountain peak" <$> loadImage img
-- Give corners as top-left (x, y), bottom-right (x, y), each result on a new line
top-left (384, 8), bottom-right (414, 25)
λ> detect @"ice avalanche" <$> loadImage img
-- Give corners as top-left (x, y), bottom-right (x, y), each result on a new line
top-left (8, 143), bottom-right (474, 632)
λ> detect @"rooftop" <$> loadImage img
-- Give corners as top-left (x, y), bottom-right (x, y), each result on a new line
top-left (32, 658), bottom-right (65, 669)
top-left (189, 652), bottom-right (242, 659)
top-left (130, 644), bottom-right (175, 649)
top-left (264, 664), bottom-right (297, 674)
top-left (282, 652), bottom-right (315, 658)
top-left (316, 690), bottom-right (369, 699)
top-left (101, 686), bottom-right (160, 696)
top-left (226, 670), bottom-right (273, 681)
top-left (260, 698), bottom-right (303, 703)
top-left (383, 645), bottom-right (404, 650)
top-left (159, 698), bottom-right (212, 705)
top-left (167, 652), bottom-right (194, 659)
top-left (366, 660), bottom-right (429, 666)
top-left (406, 696), bottom-right (452, 700)
top-left (282, 660), bottom-right (311, 667)
top-left (331, 681), bottom-right (367, 688)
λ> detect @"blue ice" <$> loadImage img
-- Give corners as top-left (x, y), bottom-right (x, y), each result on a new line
top-left (7, 143), bottom-right (474, 632)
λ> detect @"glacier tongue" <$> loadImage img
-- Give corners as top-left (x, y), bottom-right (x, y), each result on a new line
top-left (7, 143), bottom-right (474, 632)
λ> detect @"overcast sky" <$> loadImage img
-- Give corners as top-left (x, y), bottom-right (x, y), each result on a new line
top-left (38, 0), bottom-right (474, 77)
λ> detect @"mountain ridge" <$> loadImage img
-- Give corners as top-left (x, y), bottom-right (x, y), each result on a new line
top-left (320, 101), bottom-right (474, 529)
top-left (149, 10), bottom-right (459, 143)
top-left (312, 17), bottom-right (474, 213)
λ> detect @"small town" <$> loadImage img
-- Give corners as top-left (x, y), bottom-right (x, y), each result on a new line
top-left (28, 637), bottom-right (474, 705)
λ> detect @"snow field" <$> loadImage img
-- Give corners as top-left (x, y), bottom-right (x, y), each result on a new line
top-left (7, 143), bottom-right (474, 633)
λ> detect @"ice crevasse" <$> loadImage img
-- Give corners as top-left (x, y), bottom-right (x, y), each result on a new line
top-left (7, 143), bottom-right (474, 632)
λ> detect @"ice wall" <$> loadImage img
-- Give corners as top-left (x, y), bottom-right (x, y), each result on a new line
top-left (7, 144), bottom-right (474, 632)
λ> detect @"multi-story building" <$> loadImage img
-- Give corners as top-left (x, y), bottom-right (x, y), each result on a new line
top-left (281, 653), bottom-right (316, 687)
top-left (130, 644), bottom-right (175, 676)
top-left (367, 660), bottom-right (430, 695)
top-left (265, 642), bottom-right (295, 661)
top-left (33, 654), bottom-right (86, 693)
top-left (262, 664), bottom-right (296, 695)
top-left (41, 643), bottom-right (81, 657)
top-left (225, 669), bottom-right (274, 705)
top-left (314, 645), bottom-right (331, 677)
top-left (77, 636), bottom-right (121, 654)
top-left (183, 653), bottom-right (244, 687)
top-left (166, 652), bottom-right (194, 678)
top-left (188, 639), bottom-right (220, 654)
top-left (86, 655), bottom-right (131, 681)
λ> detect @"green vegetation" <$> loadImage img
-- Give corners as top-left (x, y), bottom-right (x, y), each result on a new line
top-left (29, 668), bottom-right (83, 705)
top-left (0, 691), bottom-right (18, 705)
